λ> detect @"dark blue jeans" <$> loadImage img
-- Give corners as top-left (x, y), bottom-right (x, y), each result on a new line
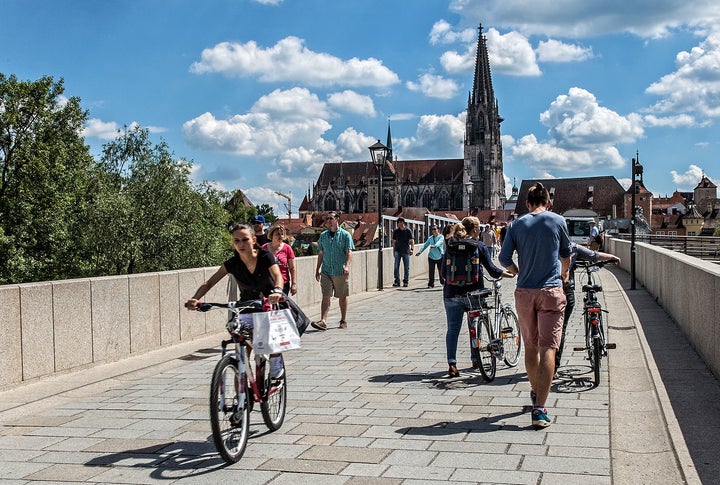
top-left (394, 251), bottom-right (410, 285)
top-left (428, 257), bottom-right (443, 286)
top-left (443, 296), bottom-right (473, 365)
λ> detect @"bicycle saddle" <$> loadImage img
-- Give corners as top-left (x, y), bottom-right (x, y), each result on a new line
top-left (582, 284), bottom-right (603, 293)
top-left (469, 288), bottom-right (492, 298)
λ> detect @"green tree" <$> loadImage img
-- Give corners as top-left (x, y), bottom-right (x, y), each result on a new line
top-left (94, 125), bottom-right (229, 274)
top-left (256, 204), bottom-right (277, 223)
top-left (0, 74), bottom-right (95, 284)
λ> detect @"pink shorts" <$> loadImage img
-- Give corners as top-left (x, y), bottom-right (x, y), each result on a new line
top-left (514, 286), bottom-right (566, 350)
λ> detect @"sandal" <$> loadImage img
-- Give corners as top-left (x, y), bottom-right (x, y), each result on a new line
top-left (445, 364), bottom-right (460, 378)
top-left (310, 320), bottom-right (327, 331)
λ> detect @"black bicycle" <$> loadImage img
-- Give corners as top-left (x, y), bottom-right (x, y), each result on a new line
top-left (573, 260), bottom-right (616, 388)
top-left (466, 275), bottom-right (522, 382)
top-left (196, 298), bottom-right (287, 463)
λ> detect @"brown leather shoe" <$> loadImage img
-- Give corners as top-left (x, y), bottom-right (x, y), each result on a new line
top-left (447, 364), bottom-right (459, 378)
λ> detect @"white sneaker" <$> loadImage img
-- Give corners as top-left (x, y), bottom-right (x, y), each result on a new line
top-left (269, 355), bottom-right (284, 379)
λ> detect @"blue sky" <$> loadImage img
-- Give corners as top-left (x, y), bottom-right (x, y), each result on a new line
top-left (3, 0), bottom-right (719, 215)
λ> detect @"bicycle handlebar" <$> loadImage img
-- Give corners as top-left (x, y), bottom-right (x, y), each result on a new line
top-left (574, 259), bottom-right (616, 270)
top-left (195, 296), bottom-right (286, 313)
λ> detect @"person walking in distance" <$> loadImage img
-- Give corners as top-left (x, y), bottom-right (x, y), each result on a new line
top-left (252, 214), bottom-right (268, 246)
top-left (481, 224), bottom-right (497, 259)
top-left (498, 182), bottom-right (572, 428)
top-left (262, 225), bottom-right (297, 296)
top-left (587, 220), bottom-right (601, 250)
top-left (311, 212), bottom-right (355, 330)
top-left (392, 217), bottom-right (414, 287)
top-left (416, 225), bottom-right (445, 288)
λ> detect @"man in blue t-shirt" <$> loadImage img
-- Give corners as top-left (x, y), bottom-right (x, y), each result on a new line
top-left (498, 182), bottom-right (571, 429)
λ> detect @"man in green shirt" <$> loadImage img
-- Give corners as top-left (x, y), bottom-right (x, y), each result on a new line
top-left (312, 211), bottom-right (355, 330)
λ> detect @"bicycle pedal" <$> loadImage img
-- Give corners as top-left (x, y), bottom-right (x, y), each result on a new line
top-left (501, 327), bottom-right (514, 334)
top-left (606, 343), bottom-right (617, 349)
top-left (573, 346), bottom-right (586, 351)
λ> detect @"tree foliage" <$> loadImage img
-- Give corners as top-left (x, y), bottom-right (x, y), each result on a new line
top-left (0, 73), bottom-right (238, 284)
top-left (0, 74), bottom-right (95, 283)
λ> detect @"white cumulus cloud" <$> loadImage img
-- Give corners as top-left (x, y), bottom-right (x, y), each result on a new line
top-left (670, 164), bottom-right (708, 189)
top-left (645, 31), bottom-right (720, 121)
top-left (190, 36), bottom-right (400, 88)
top-left (536, 39), bottom-right (594, 62)
top-left (506, 87), bottom-right (643, 175)
top-left (429, 19), bottom-right (476, 45)
top-left (406, 73), bottom-right (459, 99)
top-left (327, 90), bottom-right (376, 116)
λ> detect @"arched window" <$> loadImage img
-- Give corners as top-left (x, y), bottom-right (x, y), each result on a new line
top-left (357, 193), bottom-right (366, 213)
top-left (422, 191), bottom-right (433, 209)
top-left (437, 191), bottom-right (449, 210)
top-left (454, 191), bottom-right (463, 210)
top-left (404, 189), bottom-right (416, 207)
top-left (383, 189), bottom-right (392, 209)
top-left (473, 153), bottom-right (483, 178)
top-left (323, 195), bottom-right (336, 211)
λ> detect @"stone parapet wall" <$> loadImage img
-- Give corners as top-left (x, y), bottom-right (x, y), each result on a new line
top-left (607, 237), bottom-right (720, 379)
top-left (0, 248), bottom-right (427, 389)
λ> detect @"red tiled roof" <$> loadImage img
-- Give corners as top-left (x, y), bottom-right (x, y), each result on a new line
top-left (515, 176), bottom-right (625, 218)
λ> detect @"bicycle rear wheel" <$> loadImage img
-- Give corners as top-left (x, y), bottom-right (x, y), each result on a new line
top-left (260, 358), bottom-right (287, 431)
top-left (210, 355), bottom-right (250, 464)
top-left (592, 337), bottom-right (602, 387)
top-left (500, 308), bottom-right (522, 367)
top-left (477, 319), bottom-right (496, 382)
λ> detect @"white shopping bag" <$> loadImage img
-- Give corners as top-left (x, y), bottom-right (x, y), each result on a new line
top-left (252, 308), bottom-right (301, 353)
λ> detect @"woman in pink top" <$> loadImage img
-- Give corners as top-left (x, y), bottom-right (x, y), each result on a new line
top-left (263, 225), bottom-right (297, 295)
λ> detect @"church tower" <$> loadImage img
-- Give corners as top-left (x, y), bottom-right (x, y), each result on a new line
top-left (464, 24), bottom-right (505, 210)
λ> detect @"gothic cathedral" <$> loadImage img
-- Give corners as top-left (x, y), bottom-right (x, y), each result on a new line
top-left (305, 24), bottom-right (505, 213)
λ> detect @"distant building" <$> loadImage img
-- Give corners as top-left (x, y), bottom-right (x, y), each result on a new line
top-left (514, 176), bottom-right (626, 219)
top-left (305, 24), bottom-right (505, 214)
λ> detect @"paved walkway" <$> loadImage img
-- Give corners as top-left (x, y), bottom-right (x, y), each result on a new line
top-left (0, 266), bottom-right (714, 484)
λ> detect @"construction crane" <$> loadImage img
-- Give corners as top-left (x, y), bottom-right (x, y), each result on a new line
top-left (274, 191), bottom-right (292, 220)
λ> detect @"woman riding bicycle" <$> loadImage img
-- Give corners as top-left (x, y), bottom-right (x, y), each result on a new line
top-left (441, 216), bottom-right (514, 378)
top-left (185, 222), bottom-right (286, 377)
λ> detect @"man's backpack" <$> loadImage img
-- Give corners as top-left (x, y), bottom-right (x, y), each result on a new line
top-left (445, 238), bottom-right (481, 286)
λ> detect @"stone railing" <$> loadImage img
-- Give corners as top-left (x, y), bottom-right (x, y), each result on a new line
top-left (0, 248), bottom-right (428, 389)
top-left (606, 237), bottom-right (720, 379)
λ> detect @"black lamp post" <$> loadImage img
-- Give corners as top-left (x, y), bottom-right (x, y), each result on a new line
top-left (464, 181), bottom-right (473, 214)
top-left (630, 153), bottom-right (643, 290)
top-left (369, 140), bottom-right (389, 291)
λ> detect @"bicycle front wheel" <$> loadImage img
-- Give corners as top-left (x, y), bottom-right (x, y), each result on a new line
top-left (260, 358), bottom-right (287, 431)
top-left (477, 319), bottom-right (496, 382)
top-left (210, 355), bottom-right (250, 464)
top-left (500, 308), bottom-right (522, 367)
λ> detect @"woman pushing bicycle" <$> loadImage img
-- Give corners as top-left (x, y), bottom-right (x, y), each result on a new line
top-left (185, 222), bottom-right (286, 378)
top-left (441, 216), bottom-right (514, 378)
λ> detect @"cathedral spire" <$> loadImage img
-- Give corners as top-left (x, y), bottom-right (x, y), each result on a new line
top-left (386, 120), bottom-right (393, 162)
top-left (464, 23), bottom-right (505, 210)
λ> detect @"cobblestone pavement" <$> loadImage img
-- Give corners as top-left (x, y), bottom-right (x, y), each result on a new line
top-left (0, 267), bottom-right (707, 484)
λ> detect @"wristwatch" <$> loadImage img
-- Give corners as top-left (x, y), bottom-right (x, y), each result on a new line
top-left (271, 287), bottom-right (283, 295)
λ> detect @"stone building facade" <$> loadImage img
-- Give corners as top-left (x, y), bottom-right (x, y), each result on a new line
top-left (304, 24), bottom-right (505, 214)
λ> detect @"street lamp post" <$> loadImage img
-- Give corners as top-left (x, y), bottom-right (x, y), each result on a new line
top-left (369, 140), bottom-right (389, 291)
top-left (464, 181), bottom-right (473, 215)
top-left (630, 153), bottom-right (643, 290)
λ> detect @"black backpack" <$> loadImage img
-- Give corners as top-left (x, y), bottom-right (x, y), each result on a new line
top-left (445, 238), bottom-right (481, 286)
